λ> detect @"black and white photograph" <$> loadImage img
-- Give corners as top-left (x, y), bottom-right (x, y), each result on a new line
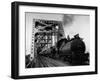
top-left (11, 2), bottom-right (97, 79)
top-left (25, 13), bottom-right (90, 68)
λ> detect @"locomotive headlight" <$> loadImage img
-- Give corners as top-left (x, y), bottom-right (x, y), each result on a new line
top-left (55, 25), bottom-right (59, 29)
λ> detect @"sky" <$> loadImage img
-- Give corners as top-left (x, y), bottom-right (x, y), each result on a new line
top-left (26, 12), bottom-right (90, 55)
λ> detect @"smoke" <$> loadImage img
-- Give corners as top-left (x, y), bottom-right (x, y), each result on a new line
top-left (62, 14), bottom-right (74, 26)
top-left (61, 14), bottom-right (75, 38)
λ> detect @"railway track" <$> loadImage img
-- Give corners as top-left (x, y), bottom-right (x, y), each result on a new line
top-left (26, 55), bottom-right (70, 68)
top-left (37, 55), bottom-right (69, 67)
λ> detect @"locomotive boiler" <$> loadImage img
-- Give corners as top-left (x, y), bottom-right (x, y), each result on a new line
top-left (58, 37), bottom-right (89, 64)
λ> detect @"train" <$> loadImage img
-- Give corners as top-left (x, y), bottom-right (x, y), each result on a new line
top-left (40, 34), bottom-right (89, 65)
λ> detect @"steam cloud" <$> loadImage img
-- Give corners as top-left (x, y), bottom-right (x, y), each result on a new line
top-left (62, 14), bottom-right (74, 26)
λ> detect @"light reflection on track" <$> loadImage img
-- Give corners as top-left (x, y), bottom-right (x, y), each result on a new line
top-left (35, 55), bottom-right (69, 67)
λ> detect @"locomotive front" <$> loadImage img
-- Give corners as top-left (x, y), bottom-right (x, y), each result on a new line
top-left (58, 35), bottom-right (89, 65)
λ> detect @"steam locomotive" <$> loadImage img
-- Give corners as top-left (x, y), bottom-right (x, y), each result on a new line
top-left (40, 34), bottom-right (89, 65)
